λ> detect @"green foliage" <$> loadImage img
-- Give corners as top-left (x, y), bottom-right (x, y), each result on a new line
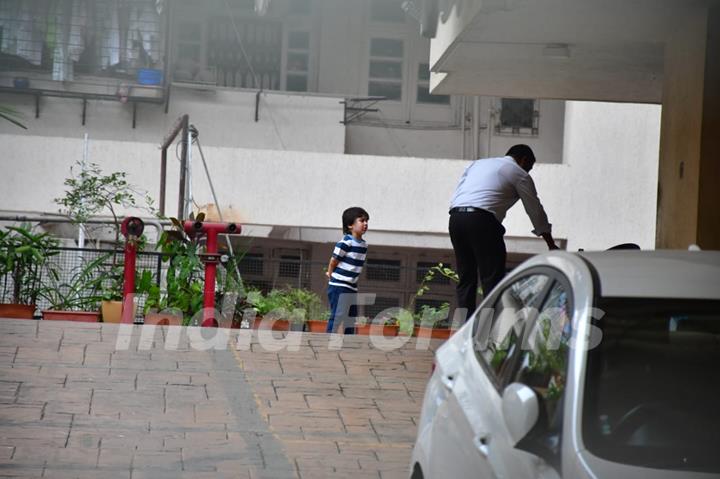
top-left (146, 230), bottom-right (205, 325)
top-left (416, 263), bottom-right (459, 298)
top-left (246, 287), bottom-right (328, 324)
top-left (39, 253), bottom-right (111, 311)
top-left (54, 162), bottom-right (157, 245)
top-left (0, 225), bottom-right (59, 305)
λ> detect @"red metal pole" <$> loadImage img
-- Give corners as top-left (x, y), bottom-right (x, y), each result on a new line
top-left (202, 229), bottom-right (218, 327)
top-left (122, 239), bottom-right (137, 324)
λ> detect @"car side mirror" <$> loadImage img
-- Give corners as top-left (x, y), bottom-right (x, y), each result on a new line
top-left (502, 383), bottom-right (540, 445)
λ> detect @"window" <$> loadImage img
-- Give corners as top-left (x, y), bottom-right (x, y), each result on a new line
top-left (285, 31), bottom-right (310, 91)
top-left (278, 255), bottom-right (301, 278)
top-left (515, 282), bottom-right (571, 430)
top-left (368, 38), bottom-right (404, 101)
top-left (475, 274), bottom-right (551, 383)
top-left (207, 17), bottom-right (282, 89)
top-left (365, 258), bottom-right (401, 282)
top-left (238, 253), bottom-right (264, 276)
top-left (496, 98), bottom-right (539, 135)
top-left (583, 298), bottom-right (720, 473)
top-left (365, 296), bottom-right (401, 321)
top-left (416, 261), bottom-right (452, 285)
top-left (416, 63), bottom-right (449, 105)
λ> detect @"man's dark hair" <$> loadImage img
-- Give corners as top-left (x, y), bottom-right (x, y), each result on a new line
top-left (506, 144), bottom-right (536, 164)
top-left (342, 207), bottom-right (369, 234)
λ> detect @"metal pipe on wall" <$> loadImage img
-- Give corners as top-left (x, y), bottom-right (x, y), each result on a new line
top-left (460, 96), bottom-right (466, 160)
top-left (472, 96), bottom-right (480, 160)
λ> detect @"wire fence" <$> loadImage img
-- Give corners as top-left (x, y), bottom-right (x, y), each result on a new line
top-left (1, 245), bottom-right (458, 321)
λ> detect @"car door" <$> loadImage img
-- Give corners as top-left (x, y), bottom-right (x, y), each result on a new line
top-left (493, 279), bottom-right (573, 479)
top-left (427, 272), bottom-right (552, 479)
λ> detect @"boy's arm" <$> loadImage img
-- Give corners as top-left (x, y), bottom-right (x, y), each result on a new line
top-left (326, 257), bottom-right (340, 279)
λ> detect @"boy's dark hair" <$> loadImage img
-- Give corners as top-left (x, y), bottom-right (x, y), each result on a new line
top-left (506, 144), bottom-right (536, 164)
top-left (342, 207), bottom-right (369, 234)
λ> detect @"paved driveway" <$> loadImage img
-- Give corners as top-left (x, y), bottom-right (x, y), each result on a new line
top-left (0, 320), bottom-right (438, 478)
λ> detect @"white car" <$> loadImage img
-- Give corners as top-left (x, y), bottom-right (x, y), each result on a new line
top-left (411, 250), bottom-right (720, 479)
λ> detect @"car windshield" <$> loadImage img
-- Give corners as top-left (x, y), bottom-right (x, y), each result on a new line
top-left (582, 298), bottom-right (720, 473)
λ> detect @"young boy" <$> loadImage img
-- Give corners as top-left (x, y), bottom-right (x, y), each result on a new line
top-left (325, 207), bottom-right (369, 333)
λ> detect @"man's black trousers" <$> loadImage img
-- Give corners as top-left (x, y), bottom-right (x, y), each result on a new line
top-left (448, 209), bottom-right (506, 318)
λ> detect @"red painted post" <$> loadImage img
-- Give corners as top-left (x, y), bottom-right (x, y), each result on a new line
top-left (121, 239), bottom-right (137, 324)
top-left (183, 221), bottom-right (240, 327)
top-left (120, 217), bottom-right (145, 324)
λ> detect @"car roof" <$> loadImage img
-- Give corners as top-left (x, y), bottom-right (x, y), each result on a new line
top-left (577, 250), bottom-right (720, 300)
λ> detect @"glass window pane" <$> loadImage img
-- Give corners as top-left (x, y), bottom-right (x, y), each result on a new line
top-left (288, 31), bottom-right (309, 50)
top-left (418, 63), bottom-right (430, 81)
top-left (370, 38), bottom-right (403, 58)
top-left (286, 74), bottom-right (307, 91)
top-left (500, 98), bottom-right (535, 129)
top-left (368, 81), bottom-right (402, 100)
top-left (369, 60), bottom-right (402, 79)
top-left (417, 86), bottom-right (450, 104)
top-left (287, 53), bottom-right (308, 72)
top-left (370, 0), bottom-right (406, 22)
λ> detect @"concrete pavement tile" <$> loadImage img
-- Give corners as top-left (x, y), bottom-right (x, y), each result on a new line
top-left (131, 450), bottom-right (183, 470)
top-left (0, 404), bottom-right (44, 423)
top-left (41, 468), bottom-right (130, 479)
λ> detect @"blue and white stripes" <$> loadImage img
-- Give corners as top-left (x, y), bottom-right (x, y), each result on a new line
top-left (329, 234), bottom-right (367, 291)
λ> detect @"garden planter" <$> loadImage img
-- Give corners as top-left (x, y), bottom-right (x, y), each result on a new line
top-left (101, 300), bottom-right (139, 323)
top-left (0, 303), bottom-right (36, 319)
top-left (252, 317), bottom-right (290, 331)
top-left (355, 324), bottom-right (399, 336)
top-left (144, 312), bottom-right (182, 326)
top-left (305, 320), bottom-right (329, 333)
top-left (42, 310), bottom-right (100, 322)
top-left (414, 327), bottom-right (455, 340)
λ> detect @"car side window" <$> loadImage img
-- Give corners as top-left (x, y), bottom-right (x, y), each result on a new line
top-left (515, 281), bottom-right (572, 428)
top-left (475, 274), bottom-right (551, 382)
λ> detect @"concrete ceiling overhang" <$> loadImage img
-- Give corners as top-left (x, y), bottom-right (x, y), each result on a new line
top-left (429, 0), bottom-right (714, 102)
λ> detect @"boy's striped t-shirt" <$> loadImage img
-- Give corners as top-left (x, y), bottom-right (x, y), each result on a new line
top-left (328, 234), bottom-right (367, 291)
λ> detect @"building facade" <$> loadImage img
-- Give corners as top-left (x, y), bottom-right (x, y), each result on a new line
top-left (0, 0), bottom-right (661, 312)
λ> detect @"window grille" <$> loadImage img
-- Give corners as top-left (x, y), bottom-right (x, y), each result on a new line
top-left (278, 255), bottom-right (301, 278)
top-left (364, 296), bottom-right (400, 320)
top-left (365, 259), bottom-right (401, 282)
top-left (238, 253), bottom-right (263, 276)
top-left (206, 17), bottom-right (282, 89)
top-left (416, 261), bottom-right (452, 285)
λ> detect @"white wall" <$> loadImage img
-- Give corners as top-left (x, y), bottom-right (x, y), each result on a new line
top-left (503, 101), bottom-right (661, 251)
top-left (1, 100), bottom-right (660, 252)
top-left (0, 87), bottom-right (345, 153)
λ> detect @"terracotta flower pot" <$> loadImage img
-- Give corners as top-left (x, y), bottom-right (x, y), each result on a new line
top-left (306, 320), bottom-right (329, 333)
top-left (252, 317), bottom-right (290, 331)
top-left (144, 312), bottom-right (182, 326)
top-left (414, 326), bottom-right (455, 340)
top-left (42, 310), bottom-right (100, 322)
top-left (355, 324), bottom-right (399, 336)
top-left (0, 303), bottom-right (36, 319)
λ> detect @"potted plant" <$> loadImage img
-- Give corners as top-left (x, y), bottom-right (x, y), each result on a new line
top-left (355, 314), bottom-right (399, 337)
top-left (247, 289), bottom-right (291, 331)
top-left (414, 303), bottom-right (454, 339)
top-left (39, 253), bottom-right (110, 322)
top-left (0, 225), bottom-right (59, 319)
top-left (411, 263), bottom-right (459, 339)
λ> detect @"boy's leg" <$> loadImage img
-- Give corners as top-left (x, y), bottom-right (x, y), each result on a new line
top-left (344, 297), bottom-right (358, 335)
top-left (326, 285), bottom-right (341, 333)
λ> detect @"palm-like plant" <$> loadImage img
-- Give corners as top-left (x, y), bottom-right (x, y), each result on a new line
top-left (0, 225), bottom-right (58, 305)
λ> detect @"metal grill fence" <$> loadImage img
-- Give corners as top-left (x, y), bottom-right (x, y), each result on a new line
top-left (1, 246), bottom-right (457, 321)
